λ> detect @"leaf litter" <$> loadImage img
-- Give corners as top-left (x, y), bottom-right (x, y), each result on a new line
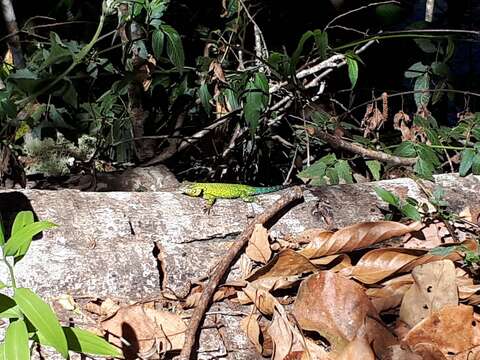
top-left (231, 215), bottom-right (480, 359)
top-left (76, 200), bottom-right (480, 359)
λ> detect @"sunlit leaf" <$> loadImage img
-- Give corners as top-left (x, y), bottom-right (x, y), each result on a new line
top-left (14, 288), bottom-right (68, 358)
top-left (4, 319), bottom-right (30, 360)
top-left (4, 221), bottom-right (56, 258)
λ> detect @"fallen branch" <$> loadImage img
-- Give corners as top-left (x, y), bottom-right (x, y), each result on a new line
top-left (178, 186), bottom-right (304, 360)
top-left (306, 127), bottom-right (417, 166)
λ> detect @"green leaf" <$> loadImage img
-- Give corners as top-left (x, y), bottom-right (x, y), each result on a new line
top-left (244, 73), bottom-right (268, 135)
top-left (400, 203), bottom-right (422, 221)
top-left (445, 36), bottom-right (455, 62)
top-left (346, 54), bottom-right (358, 88)
top-left (291, 31), bottom-right (314, 71)
top-left (0, 343), bottom-right (5, 360)
top-left (459, 148), bottom-right (475, 176)
top-left (334, 160), bottom-right (353, 184)
top-left (417, 144), bottom-right (440, 166)
top-left (314, 30), bottom-right (328, 60)
top-left (414, 73), bottom-right (430, 108)
top-left (35, 327), bottom-right (123, 358)
top-left (152, 29), bottom-right (165, 60)
top-left (374, 187), bottom-right (400, 207)
top-left (198, 83), bottom-right (212, 114)
top-left (394, 141), bottom-right (416, 157)
top-left (428, 245), bottom-right (457, 256)
top-left (431, 62), bottom-right (449, 77)
top-left (414, 157), bottom-right (434, 180)
top-left (414, 38), bottom-right (437, 53)
top-left (0, 294), bottom-right (21, 318)
top-left (366, 160), bottom-right (382, 181)
top-left (472, 154), bottom-right (480, 175)
top-left (298, 160), bottom-right (328, 186)
top-left (65, 327), bottom-right (122, 357)
top-left (4, 319), bottom-right (30, 360)
top-left (40, 32), bottom-right (73, 69)
top-left (326, 168), bottom-right (339, 185)
top-left (404, 62), bottom-right (427, 78)
top-left (161, 25), bottom-right (185, 72)
top-left (319, 153), bottom-right (337, 166)
top-left (223, 88), bottom-right (240, 111)
top-left (4, 221), bottom-right (57, 258)
top-left (0, 218), bottom-right (5, 246)
top-left (59, 80), bottom-right (78, 108)
top-left (14, 288), bottom-right (68, 358)
top-left (12, 211), bottom-right (35, 239)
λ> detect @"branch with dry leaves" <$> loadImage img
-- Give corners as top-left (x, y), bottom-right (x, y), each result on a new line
top-left (178, 186), bottom-right (304, 360)
top-left (305, 125), bottom-right (417, 166)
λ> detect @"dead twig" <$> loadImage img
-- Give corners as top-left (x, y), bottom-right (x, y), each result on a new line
top-left (178, 187), bottom-right (304, 360)
top-left (306, 126), bottom-right (417, 166)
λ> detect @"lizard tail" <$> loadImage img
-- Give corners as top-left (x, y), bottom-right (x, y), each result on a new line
top-left (253, 184), bottom-right (289, 195)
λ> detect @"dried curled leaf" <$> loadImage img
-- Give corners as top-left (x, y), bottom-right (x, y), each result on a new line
top-left (342, 239), bottom-right (478, 284)
top-left (366, 274), bottom-right (413, 313)
top-left (246, 224), bottom-right (271, 263)
top-left (101, 304), bottom-right (186, 357)
top-left (292, 271), bottom-right (380, 353)
top-left (343, 248), bottom-right (422, 284)
top-left (246, 249), bottom-right (317, 291)
top-left (399, 260), bottom-right (458, 328)
top-left (403, 304), bottom-right (480, 357)
top-left (300, 221), bottom-right (421, 259)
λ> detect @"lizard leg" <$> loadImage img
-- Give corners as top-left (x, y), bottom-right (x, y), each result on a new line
top-left (241, 195), bottom-right (255, 203)
top-left (203, 196), bottom-right (216, 214)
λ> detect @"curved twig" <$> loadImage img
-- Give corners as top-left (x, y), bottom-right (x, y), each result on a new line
top-left (178, 187), bottom-right (304, 360)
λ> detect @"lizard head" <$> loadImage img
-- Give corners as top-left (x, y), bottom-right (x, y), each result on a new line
top-left (179, 183), bottom-right (203, 197)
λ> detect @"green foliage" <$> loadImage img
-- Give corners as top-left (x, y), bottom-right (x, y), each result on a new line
top-left (345, 52), bottom-right (359, 88)
top-left (244, 73), bottom-right (269, 135)
top-left (298, 154), bottom-right (353, 185)
top-left (374, 187), bottom-right (422, 221)
top-left (0, 212), bottom-right (123, 359)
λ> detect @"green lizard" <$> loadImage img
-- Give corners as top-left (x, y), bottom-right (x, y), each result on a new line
top-left (180, 182), bottom-right (287, 212)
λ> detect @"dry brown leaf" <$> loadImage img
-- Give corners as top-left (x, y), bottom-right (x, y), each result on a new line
top-left (386, 344), bottom-right (423, 360)
top-left (209, 60), bottom-right (227, 83)
top-left (364, 317), bottom-right (398, 359)
top-left (241, 312), bottom-right (263, 353)
top-left (291, 229), bottom-right (334, 245)
top-left (366, 274), bottom-right (413, 313)
top-left (362, 103), bottom-right (386, 137)
top-left (246, 249), bottom-right (317, 291)
top-left (402, 220), bottom-right (452, 248)
top-left (292, 271), bottom-right (380, 354)
top-left (299, 221), bottom-right (421, 259)
top-left (403, 304), bottom-right (479, 357)
top-left (456, 268), bottom-right (480, 300)
top-left (101, 304), bottom-right (186, 357)
top-left (410, 343), bottom-right (447, 360)
top-left (310, 254), bottom-right (349, 266)
top-left (459, 206), bottom-right (480, 225)
top-left (84, 298), bottom-right (119, 317)
top-left (342, 248), bottom-right (422, 284)
top-left (336, 335), bottom-right (375, 360)
top-left (185, 284), bottom-right (237, 308)
top-left (342, 239), bottom-right (478, 285)
top-left (246, 224), bottom-right (272, 263)
top-left (239, 284), bottom-right (277, 315)
top-left (268, 303), bottom-right (330, 360)
top-left (400, 260), bottom-right (458, 328)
